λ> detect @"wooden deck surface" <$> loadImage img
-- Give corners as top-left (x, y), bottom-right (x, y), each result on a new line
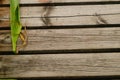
top-left (0, 53), bottom-right (120, 78)
top-left (0, 0), bottom-right (120, 79)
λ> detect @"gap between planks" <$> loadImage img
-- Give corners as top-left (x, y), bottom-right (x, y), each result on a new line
top-left (1, 0), bottom-right (120, 6)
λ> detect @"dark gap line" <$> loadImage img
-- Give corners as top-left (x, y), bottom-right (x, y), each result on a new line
top-left (0, 48), bottom-right (120, 55)
top-left (0, 24), bottom-right (120, 30)
top-left (0, 1), bottom-right (120, 7)
top-left (2, 75), bottom-right (120, 80)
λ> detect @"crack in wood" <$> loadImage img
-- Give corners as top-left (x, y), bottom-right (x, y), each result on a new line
top-left (41, 0), bottom-right (53, 26)
top-left (95, 13), bottom-right (108, 24)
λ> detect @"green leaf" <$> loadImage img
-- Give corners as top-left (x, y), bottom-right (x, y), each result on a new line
top-left (10, 0), bottom-right (22, 53)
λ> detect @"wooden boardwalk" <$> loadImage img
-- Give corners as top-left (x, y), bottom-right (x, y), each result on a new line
top-left (0, 0), bottom-right (120, 79)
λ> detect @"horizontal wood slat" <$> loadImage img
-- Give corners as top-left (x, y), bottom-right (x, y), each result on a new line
top-left (0, 53), bottom-right (120, 78)
top-left (1, 15), bottom-right (120, 27)
top-left (1, 0), bottom-right (120, 4)
top-left (0, 28), bottom-right (120, 52)
top-left (0, 5), bottom-right (120, 27)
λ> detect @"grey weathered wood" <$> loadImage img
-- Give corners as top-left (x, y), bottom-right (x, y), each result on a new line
top-left (19, 0), bottom-right (120, 3)
top-left (1, 5), bottom-right (120, 17)
top-left (0, 0), bottom-right (120, 79)
top-left (0, 4), bottom-right (120, 27)
top-left (1, 14), bottom-right (120, 27)
top-left (0, 28), bottom-right (120, 52)
top-left (0, 53), bottom-right (120, 78)
top-left (1, 0), bottom-right (120, 4)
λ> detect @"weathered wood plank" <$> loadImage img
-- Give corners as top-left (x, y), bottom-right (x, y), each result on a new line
top-left (0, 28), bottom-right (120, 52)
top-left (1, 5), bottom-right (120, 17)
top-left (1, 15), bottom-right (120, 27)
top-left (20, 0), bottom-right (120, 3)
top-left (0, 53), bottom-right (119, 78)
top-left (1, 0), bottom-right (120, 4)
top-left (0, 5), bottom-right (120, 27)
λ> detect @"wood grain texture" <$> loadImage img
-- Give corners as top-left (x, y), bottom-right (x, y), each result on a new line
top-left (1, 0), bottom-right (120, 4)
top-left (0, 4), bottom-right (120, 27)
top-left (0, 53), bottom-right (119, 78)
top-left (0, 28), bottom-right (120, 52)
top-left (1, 14), bottom-right (120, 27)
top-left (0, 0), bottom-right (120, 79)
top-left (0, 0), bottom-right (119, 52)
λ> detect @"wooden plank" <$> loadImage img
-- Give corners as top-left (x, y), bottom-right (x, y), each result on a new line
top-left (0, 28), bottom-right (120, 52)
top-left (1, 0), bottom-right (120, 4)
top-left (1, 5), bottom-right (120, 17)
top-left (1, 15), bottom-right (120, 27)
top-left (0, 53), bottom-right (119, 78)
top-left (0, 5), bottom-right (120, 27)
top-left (20, 0), bottom-right (120, 3)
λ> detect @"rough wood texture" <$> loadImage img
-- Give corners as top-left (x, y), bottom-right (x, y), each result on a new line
top-left (0, 0), bottom-right (120, 79)
top-left (0, 0), bottom-right (120, 4)
top-left (0, 53), bottom-right (119, 78)
top-left (0, 5), bottom-right (120, 27)
top-left (1, 0), bottom-right (120, 52)
top-left (0, 28), bottom-right (120, 52)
